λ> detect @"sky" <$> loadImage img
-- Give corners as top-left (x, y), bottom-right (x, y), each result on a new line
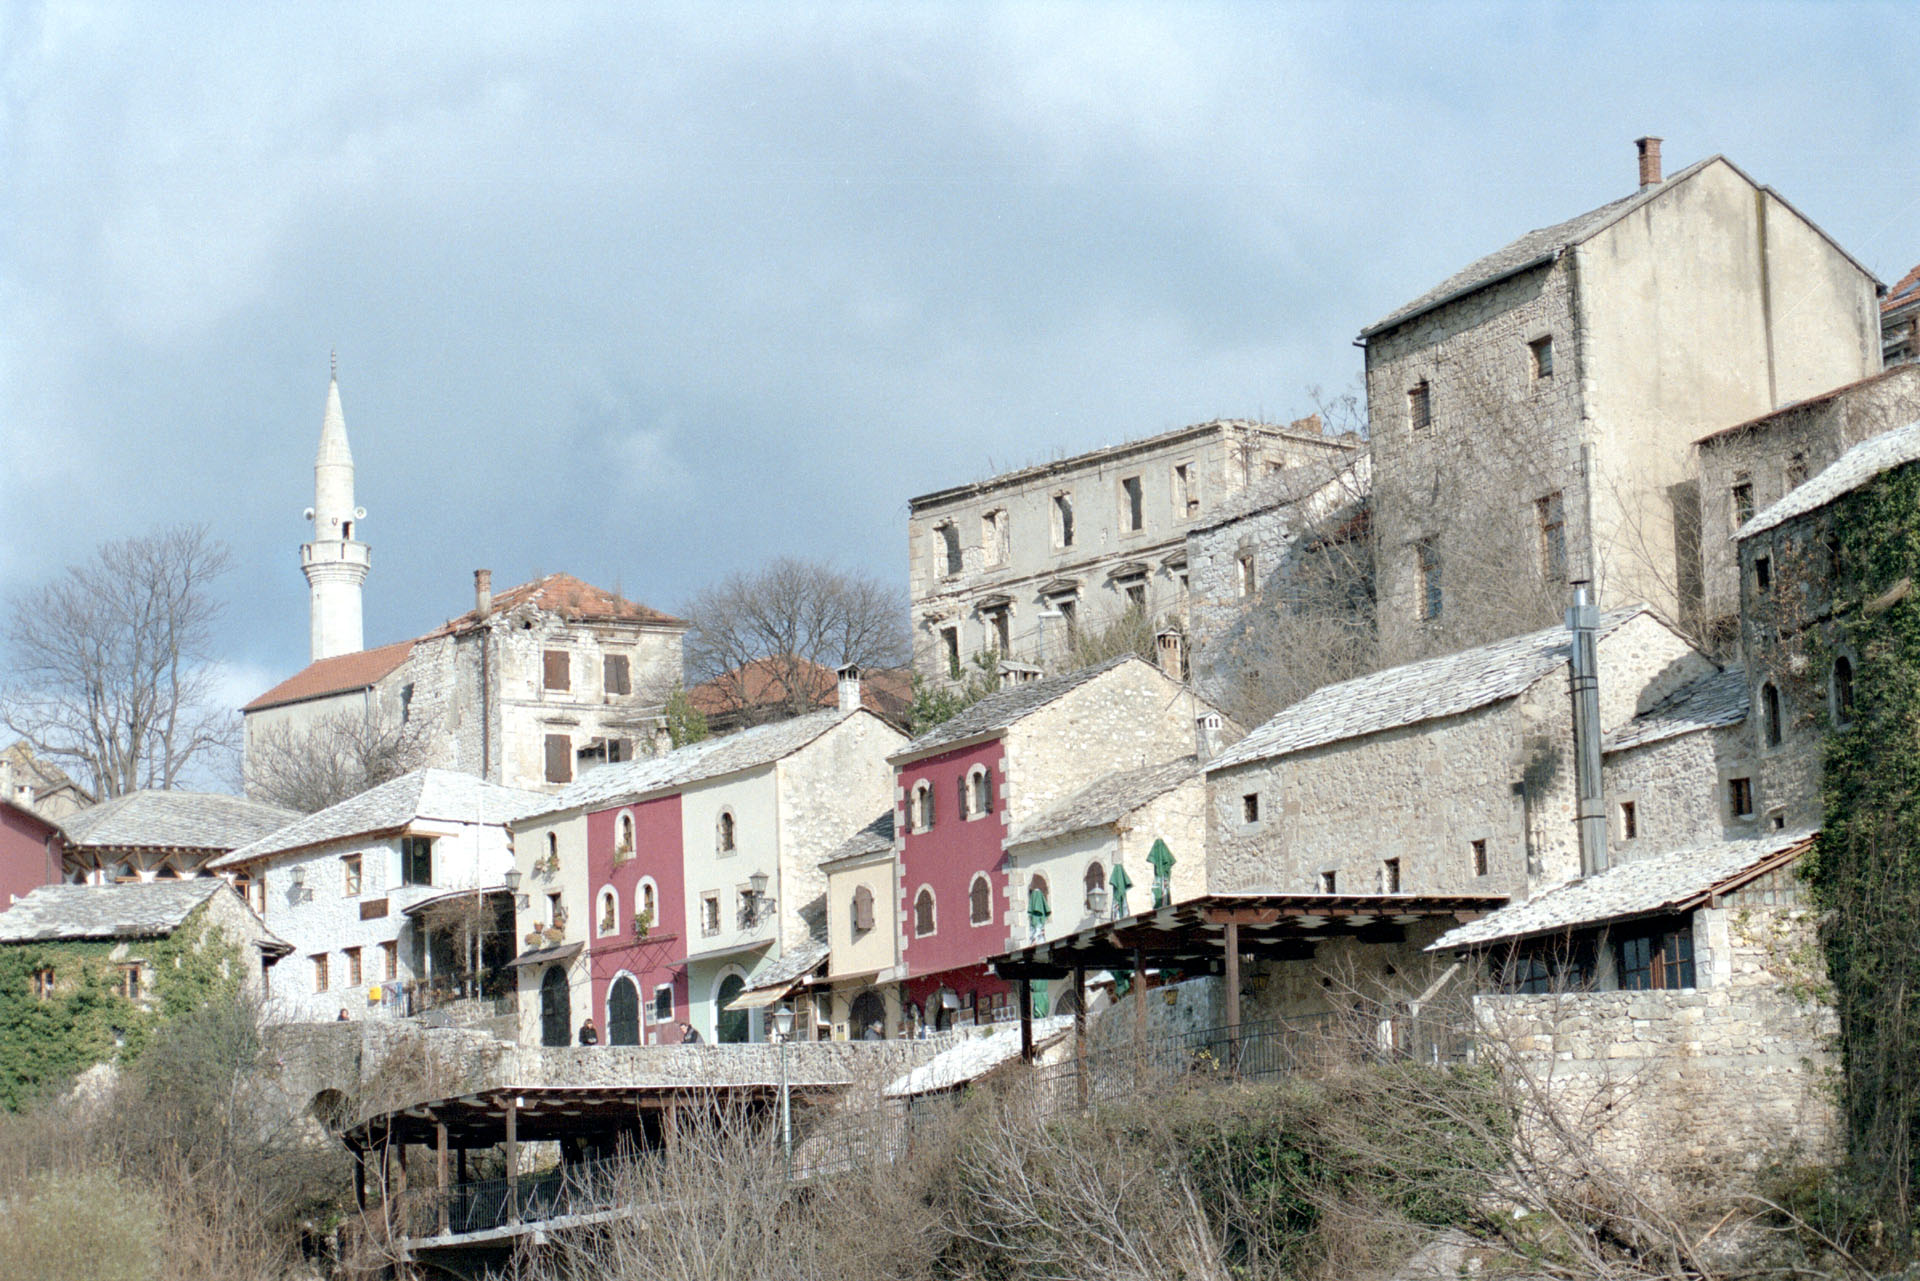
top-left (3, 1), bottom-right (1917, 715)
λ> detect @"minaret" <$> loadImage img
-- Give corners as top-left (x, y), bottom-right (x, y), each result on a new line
top-left (300, 354), bottom-right (370, 662)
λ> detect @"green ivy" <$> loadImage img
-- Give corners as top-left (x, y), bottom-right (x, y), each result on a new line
top-left (0, 912), bottom-right (244, 1112)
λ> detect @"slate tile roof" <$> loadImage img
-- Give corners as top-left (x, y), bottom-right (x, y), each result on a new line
top-left (1604, 665), bottom-right (1749, 754)
top-left (212, 769), bottom-right (547, 867)
top-left (1010, 756), bottom-right (1200, 847)
top-left (819, 812), bottom-right (894, 869)
top-left (1428, 829), bottom-right (1815, 951)
top-left (0, 880), bottom-right (228, 942)
top-left (241, 638), bottom-right (418, 712)
top-left (60, 790), bottom-right (299, 853)
top-left (1209, 609), bottom-right (1644, 773)
top-left (896, 655), bottom-right (1141, 760)
top-left (527, 706), bottom-right (863, 820)
top-left (1739, 417), bottom-right (1920, 539)
top-left (742, 939), bottom-right (830, 994)
top-left (1692, 366), bottom-right (1920, 448)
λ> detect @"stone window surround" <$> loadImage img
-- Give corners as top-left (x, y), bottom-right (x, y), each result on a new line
top-left (914, 884), bottom-right (938, 937)
top-left (699, 891), bottom-right (721, 937)
top-left (597, 885), bottom-right (620, 937)
top-left (1468, 833), bottom-right (1491, 879)
top-left (1615, 792), bottom-right (1643, 845)
top-left (968, 872), bottom-right (993, 926)
top-left (1238, 789), bottom-right (1262, 830)
top-left (909, 780), bottom-right (935, 832)
top-left (1721, 770), bottom-right (1758, 823)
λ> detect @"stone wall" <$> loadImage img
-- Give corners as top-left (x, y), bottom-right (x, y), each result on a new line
top-left (1602, 721), bottom-right (1765, 857)
top-left (774, 712), bottom-right (905, 953)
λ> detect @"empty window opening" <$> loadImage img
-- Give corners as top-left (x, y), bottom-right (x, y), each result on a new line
top-left (1417, 539), bottom-right (1443, 621)
top-left (1051, 595), bottom-right (1079, 641)
top-left (1529, 335), bottom-right (1554, 380)
top-left (1786, 452), bottom-right (1808, 489)
top-left (1121, 475), bottom-right (1144, 532)
top-left (1833, 655), bottom-right (1855, 724)
top-left (985, 606), bottom-right (1011, 656)
top-left (982, 509), bottom-right (1009, 566)
top-left (1318, 870), bottom-right (1338, 894)
top-left (1237, 554), bottom-right (1256, 598)
top-left (544, 733), bottom-right (572, 784)
top-left (937, 522), bottom-right (962, 576)
top-left (1729, 777), bottom-right (1755, 818)
top-left (1732, 479), bottom-right (1754, 530)
top-left (1770, 809), bottom-right (1788, 831)
top-left (1620, 800), bottom-right (1638, 841)
top-left (1754, 554), bottom-right (1772, 594)
top-left (914, 887), bottom-right (937, 937)
top-left (1537, 492), bottom-right (1566, 581)
top-left (969, 874), bottom-right (992, 926)
top-left (700, 893), bottom-right (721, 937)
top-left (1471, 839), bottom-right (1489, 878)
top-left (1762, 682), bottom-right (1783, 747)
top-left (1053, 493), bottom-right (1075, 548)
top-left (1123, 579), bottom-right (1147, 611)
top-left (1173, 463), bottom-right (1198, 517)
top-left (1408, 380), bottom-right (1431, 432)
top-left (1242, 792), bottom-right (1260, 824)
top-left (941, 626), bottom-right (961, 680)
top-left (1381, 858), bottom-right (1401, 893)
top-left (543, 649), bottom-right (570, 691)
top-left (604, 653), bottom-right (631, 696)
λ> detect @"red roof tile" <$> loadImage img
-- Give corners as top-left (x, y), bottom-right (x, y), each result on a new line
top-left (242, 639), bottom-right (418, 712)
top-left (1886, 261), bottom-right (1920, 314)
top-left (427, 573), bottom-right (686, 637)
top-left (688, 657), bottom-right (911, 727)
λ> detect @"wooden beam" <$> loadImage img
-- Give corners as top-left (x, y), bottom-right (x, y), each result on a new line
top-left (1205, 906), bottom-right (1282, 926)
top-left (1018, 979), bottom-right (1033, 1063)
top-left (1072, 965), bottom-right (1087, 1111)
top-left (435, 1119), bottom-right (450, 1236)
top-left (504, 1096), bottom-right (520, 1225)
top-left (1224, 921), bottom-right (1241, 1072)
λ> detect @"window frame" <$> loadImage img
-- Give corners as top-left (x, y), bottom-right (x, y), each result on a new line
top-left (652, 983), bottom-right (675, 1025)
top-left (312, 953), bottom-right (330, 994)
top-left (968, 873), bottom-right (993, 927)
top-left (344, 946), bottom-right (363, 988)
top-left (342, 853), bottom-right (363, 897)
top-left (603, 653), bottom-right (632, 696)
top-left (543, 649), bottom-right (571, 692)
top-left (1528, 335), bottom-right (1554, 380)
top-left (597, 886), bottom-right (620, 937)
top-left (1615, 919), bottom-right (1696, 991)
top-left (1408, 380), bottom-right (1431, 432)
top-left (700, 892), bottom-right (722, 938)
top-left (914, 885), bottom-right (938, 938)
top-left (1729, 776), bottom-right (1755, 820)
top-left (400, 836), bottom-right (434, 887)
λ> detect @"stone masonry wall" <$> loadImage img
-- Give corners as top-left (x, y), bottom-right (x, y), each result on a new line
top-left (774, 712), bottom-right (905, 953)
top-left (1603, 721), bottom-right (1762, 858)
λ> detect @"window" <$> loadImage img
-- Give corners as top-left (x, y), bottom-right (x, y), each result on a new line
top-left (1381, 858), bottom-right (1401, 893)
top-left (342, 854), bottom-right (363, 897)
top-left (1053, 493), bottom-right (1075, 548)
top-left (1616, 922), bottom-right (1695, 990)
top-left (1529, 335), bottom-right (1554, 380)
top-left (1729, 777), bottom-right (1755, 818)
top-left (1471, 839), bottom-right (1488, 878)
top-left (937, 522), bottom-right (962, 576)
top-left (941, 626), bottom-right (961, 680)
top-left (1173, 463), bottom-right (1198, 517)
top-left (544, 733), bottom-right (572, 784)
top-left (1122, 578), bottom-right (1146, 611)
top-left (1754, 553), bottom-right (1772, 594)
top-left (914, 887), bottom-right (937, 937)
top-left (1417, 539), bottom-right (1443, 621)
top-left (1084, 861), bottom-right (1107, 910)
top-left (1237, 554), bottom-right (1256, 598)
top-left (543, 649), bottom-right (570, 691)
top-left (599, 887), bottom-right (619, 936)
top-left (547, 891), bottom-right (564, 929)
top-left (1619, 800), bottom-right (1638, 841)
top-left (401, 836), bottom-right (434, 887)
top-left (969, 766), bottom-right (993, 817)
top-left (1318, 870), bottom-right (1337, 894)
top-left (639, 880), bottom-right (658, 924)
top-left (1827, 529), bottom-right (1844, 579)
top-left (1761, 682), bottom-right (1783, 748)
top-left (1770, 808), bottom-right (1788, 831)
top-left (604, 653), bottom-right (631, 696)
top-left (851, 885), bottom-right (876, 935)
top-left (1536, 492), bottom-right (1566, 581)
top-left (911, 781), bottom-right (935, 832)
top-left (985, 605), bottom-right (1011, 656)
top-left (1241, 793), bottom-right (1260, 824)
top-left (344, 947), bottom-right (362, 987)
top-left (1786, 452), bottom-right (1808, 490)
top-left (1054, 595), bottom-right (1078, 639)
top-left (616, 813), bottom-right (635, 859)
top-left (737, 887), bottom-right (757, 929)
top-left (1833, 656), bottom-right (1855, 725)
top-left (1732, 478), bottom-right (1754, 530)
top-left (653, 984), bottom-right (674, 1023)
top-left (30, 968), bottom-right (53, 1000)
top-left (380, 940), bottom-right (398, 981)
top-left (969, 874), bottom-right (992, 926)
top-left (312, 954), bottom-right (330, 993)
top-left (718, 810), bottom-right (737, 853)
top-left (700, 893), bottom-right (721, 937)
top-left (1500, 938), bottom-right (1595, 994)
top-left (1120, 475), bottom-right (1144, 532)
top-left (1408, 380), bottom-right (1431, 432)
top-left (116, 964), bottom-right (141, 1000)
top-left (982, 509), bottom-right (1009, 566)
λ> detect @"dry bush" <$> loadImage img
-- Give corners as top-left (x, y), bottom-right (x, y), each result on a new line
top-left (0, 1167), bottom-right (164, 1281)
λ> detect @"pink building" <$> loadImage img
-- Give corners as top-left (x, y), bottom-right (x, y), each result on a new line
top-left (585, 794), bottom-right (689, 1044)
top-left (0, 800), bottom-right (62, 908)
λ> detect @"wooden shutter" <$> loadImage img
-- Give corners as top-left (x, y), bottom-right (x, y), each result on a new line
top-left (545, 733), bottom-right (573, 783)
top-left (604, 654), bottom-right (631, 695)
top-left (543, 650), bottom-right (571, 691)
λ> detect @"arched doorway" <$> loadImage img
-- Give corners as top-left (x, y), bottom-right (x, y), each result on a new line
top-left (848, 988), bottom-right (885, 1039)
top-left (715, 973), bottom-right (749, 1043)
top-left (607, 977), bottom-right (640, 1046)
top-left (540, 966), bottom-right (571, 1047)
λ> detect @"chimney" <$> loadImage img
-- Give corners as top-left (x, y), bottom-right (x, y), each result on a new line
top-left (1567, 583), bottom-right (1609, 877)
top-left (836, 663), bottom-right (862, 713)
top-left (474, 569), bottom-right (493, 618)
top-left (1154, 629), bottom-right (1186, 680)
top-left (1636, 136), bottom-right (1663, 190)
top-left (1195, 711), bottom-right (1223, 763)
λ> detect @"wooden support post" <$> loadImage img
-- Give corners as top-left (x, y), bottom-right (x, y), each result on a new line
top-left (667, 1097), bottom-right (680, 1159)
top-left (1019, 979), bottom-right (1033, 1062)
top-left (458, 1146), bottom-right (468, 1185)
top-left (1132, 945), bottom-right (1147, 1068)
top-left (1224, 920), bottom-right (1241, 1073)
top-left (1072, 966), bottom-right (1088, 1110)
top-left (504, 1096), bottom-right (520, 1225)
top-left (435, 1119), bottom-right (449, 1236)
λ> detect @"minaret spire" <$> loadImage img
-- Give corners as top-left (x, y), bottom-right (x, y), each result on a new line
top-left (300, 358), bottom-right (370, 662)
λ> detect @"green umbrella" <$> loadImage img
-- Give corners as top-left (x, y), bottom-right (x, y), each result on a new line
top-left (1148, 838), bottom-right (1176, 907)
top-left (1027, 884), bottom-right (1052, 938)
top-left (1108, 862), bottom-right (1133, 918)
top-left (1032, 977), bottom-right (1049, 1018)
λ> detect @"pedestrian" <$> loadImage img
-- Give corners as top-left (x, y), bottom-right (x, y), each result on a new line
top-left (578, 1017), bottom-right (599, 1046)
top-left (679, 1021), bottom-right (702, 1044)
top-left (336, 1008), bottom-right (350, 1022)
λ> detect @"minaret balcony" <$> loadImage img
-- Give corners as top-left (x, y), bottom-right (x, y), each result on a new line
top-left (301, 541), bottom-right (372, 570)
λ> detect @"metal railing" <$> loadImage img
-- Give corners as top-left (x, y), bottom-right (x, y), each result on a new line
top-left (396, 1153), bottom-right (635, 1238)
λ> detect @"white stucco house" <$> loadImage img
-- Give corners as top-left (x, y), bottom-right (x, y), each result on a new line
top-left (211, 769), bottom-right (546, 1022)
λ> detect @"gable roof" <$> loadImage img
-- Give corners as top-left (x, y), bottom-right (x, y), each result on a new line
top-left (526, 706), bottom-right (871, 820)
top-left (1603, 664), bottom-right (1749, 754)
top-left (896, 654), bottom-right (1144, 761)
top-left (1010, 756), bottom-right (1200, 847)
top-left (0, 880), bottom-right (238, 943)
top-left (241, 638), bottom-right (418, 713)
top-left (1739, 418), bottom-right (1920, 539)
top-left (1429, 829), bottom-right (1814, 952)
top-left (1886, 262), bottom-right (1920, 316)
top-left (59, 790), bottom-right (298, 853)
top-left (1209, 609), bottom-right (1645, 773)
top-left (686, 658), bottom-right (912, 728)
top-left (211, 769), bottom-right (547, 868)
top-left (820, 811), bottom-right (895, 869)
top-left (427, 573), bottom-right (686, 638)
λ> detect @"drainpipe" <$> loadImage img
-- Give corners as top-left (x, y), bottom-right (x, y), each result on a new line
top-left (1568, 583), bottom-right (1608, 877)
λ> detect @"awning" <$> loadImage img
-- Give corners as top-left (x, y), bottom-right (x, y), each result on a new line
top-left (506, 941), bottom-right (582, 969)
top-left (726, 980), bottom-right (802, 1011)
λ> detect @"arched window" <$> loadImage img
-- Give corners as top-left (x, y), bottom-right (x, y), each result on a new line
top-left (851, 885), bottom-right (876, 934)
top-left (718, 810), bottom-right (736, 854)
top-left (597, 887), bottom-right (619, 936)
top-left (1833, 656), bottom-right (1855, 725)
top-left (1083, 862), bottom-right (1107, 912)
top-left (616, 813), bottom-right (635, 859)
top-left (912, 781), bottom-right (935, 832)
top-left (1761, 682), bottom-right (1783, 748)
top-left (638, 879), bottom-right (658, 925)
top-left (547, 831), bottom-right (558, 859)
top-left (914, 886), bottom-right (937, 937)
top-left (968, 766), bottom-right (993, 817)
top-left (969, 874), bottom-right (992, 926)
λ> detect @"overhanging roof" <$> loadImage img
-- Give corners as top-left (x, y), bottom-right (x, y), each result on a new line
top-left (987, 892), bottom-right (1508, 980)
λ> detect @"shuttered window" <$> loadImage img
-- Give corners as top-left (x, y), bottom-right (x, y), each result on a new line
top-left (543, 650), bottom-right (571, 691)
top-left (545, 733), bottom-right (573, 784)
top-left (604, 654), bottom-right (631, 695)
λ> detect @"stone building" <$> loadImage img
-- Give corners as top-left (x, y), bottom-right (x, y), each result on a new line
top-left (1359, 139), bottom-right (1882, 663)
top-left (1692, 364), bottom-right (1920, 648)
top-left (0, 743), bottom-right (93, 822)
top-left (209, 769), bottom-right (545, 1024)
top-left (906, 418), bottom-right (1354, 684)
top-left (506, 672), bottom-right (903, 1048)
top-left (817, 813), bottom-right (899, 1038)
top-left (59, 789), bottom-right (298, 884)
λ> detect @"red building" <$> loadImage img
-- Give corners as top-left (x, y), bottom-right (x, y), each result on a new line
top-left (585, 795), bottom-right (690, 1044)
top-left (0, 800), bottom-right (62, 909)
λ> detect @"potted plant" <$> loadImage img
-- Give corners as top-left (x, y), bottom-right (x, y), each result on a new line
top-left (633, 907), bottom-right (654, 940)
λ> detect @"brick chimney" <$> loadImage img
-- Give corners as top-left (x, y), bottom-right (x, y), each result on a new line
top-left (1636, 136), bottom-right (1663, 190)
top-left (474, 568), bottom-right (493, 618)
top-left (836, 663), bottom-right (862, 713)
top-left (1155, 629), bottom-right (1186, 680)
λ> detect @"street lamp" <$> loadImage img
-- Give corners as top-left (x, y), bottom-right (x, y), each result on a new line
top-left (503, 867), bottom-right (527, 909)
top-left (773, 1004), bottom-right (794, 1181)
top-left (748, 870), bottom-right (772, 925)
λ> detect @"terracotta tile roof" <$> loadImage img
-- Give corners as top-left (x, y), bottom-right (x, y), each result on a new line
top-left (687, 658), bottom-right (911, 727)
top-left (1886, 262), bottom-right (1920, 314)
top-left (241, 639), bottom-right (417, 712)
top-left (428, 573), bottom-right (686, 637)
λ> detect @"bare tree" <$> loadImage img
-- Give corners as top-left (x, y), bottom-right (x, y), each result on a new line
top-left (241, 707), bottom-right (438, 814)
top-left (684, 557), bottom-right (908, 727)
top-left (2, 524), bottom-right (237, 797)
